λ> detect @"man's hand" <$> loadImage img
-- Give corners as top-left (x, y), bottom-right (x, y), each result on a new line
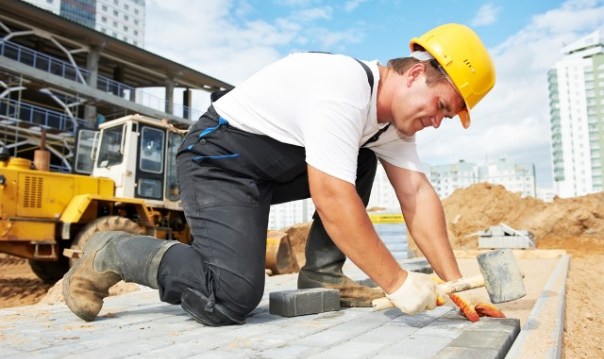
top-left (449, 293), bottom-right (506, 322)
top-left (385, 272), bottom-right (446, 314)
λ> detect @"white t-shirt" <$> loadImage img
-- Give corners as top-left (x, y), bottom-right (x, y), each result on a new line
top-left (213, 52), bottom-right (421, 185)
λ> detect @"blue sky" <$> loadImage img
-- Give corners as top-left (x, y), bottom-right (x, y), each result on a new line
top-left (145, 0), bottom-right (604, 189)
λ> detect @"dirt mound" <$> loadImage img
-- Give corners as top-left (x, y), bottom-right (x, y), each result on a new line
top-left (442, 183), bottom-right (604, 255)
top-left (0, 254), bottom-right (51, 308)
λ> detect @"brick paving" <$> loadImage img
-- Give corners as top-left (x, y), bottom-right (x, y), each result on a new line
top-left (0, 258), bottom-right (528, 359)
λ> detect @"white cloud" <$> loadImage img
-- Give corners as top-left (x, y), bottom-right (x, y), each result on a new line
top-left (145, 0), bottom-right (295, 84)
top-left (143, 0), bottom-right (604, 188)
top-left (145, 0), bottom-right (363, 85)
top-left (295, 6), bottom-right (333, 22)
top-left (470, 3), bottom-right (502, 27)
top-left (418, 0), bottom-right (604, 187)
top-left (343, 0), bottom-right (369, 12)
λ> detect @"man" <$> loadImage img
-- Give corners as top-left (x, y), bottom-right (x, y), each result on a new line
top-left (63, 23), bottom-right (498, 325)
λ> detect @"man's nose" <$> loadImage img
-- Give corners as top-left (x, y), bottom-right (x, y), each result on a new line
top-left (431, 115), bottom-right (444, 129)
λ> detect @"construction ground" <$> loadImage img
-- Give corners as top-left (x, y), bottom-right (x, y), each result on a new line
top-left (1, 183), bottom-right (603, 358)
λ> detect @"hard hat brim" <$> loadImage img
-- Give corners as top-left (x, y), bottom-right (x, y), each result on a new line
top-left (458, 108), bottom-right (471, 129)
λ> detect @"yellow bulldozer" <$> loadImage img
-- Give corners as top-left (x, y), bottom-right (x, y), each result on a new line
top-left (0, 114), bottom-right (298, 283)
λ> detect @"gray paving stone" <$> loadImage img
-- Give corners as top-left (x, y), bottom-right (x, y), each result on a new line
top-left (466, 317), bottom-right (521, 333)
top-left (295, 329), bottom-right (357, 348)
top-left (379, 333), bottom-right (453, 359)
top-left (442, 318), bottom-right (520, 359)
top-left (269, 288), bottom-right (340, 317)
top-left (259, 344), bottom-right (319, 358)
top-left (0, 255), bottom-right (563, 359)
top-left (387, 306), bottom-right (451, 327)
top-left (308, 340), bottom-right (387, 359)
top-left (432, 346), bottom-right (502, 359)
top-left (352, 323), bottom-right (417, 343)
top-left (449, 330), bottom-right (515, 349)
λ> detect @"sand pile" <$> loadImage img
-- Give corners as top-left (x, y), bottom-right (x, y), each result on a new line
top-left (442, 183), bottom-right (604, 254)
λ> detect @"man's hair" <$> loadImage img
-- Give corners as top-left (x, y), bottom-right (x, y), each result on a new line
top-left (387, 57), bottom-right (448, 86)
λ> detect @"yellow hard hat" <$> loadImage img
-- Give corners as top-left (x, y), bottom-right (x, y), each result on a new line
top-left (410, 23), bottom-right (496, 129)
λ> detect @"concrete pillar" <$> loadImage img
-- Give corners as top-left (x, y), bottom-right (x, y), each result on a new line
top-left (84, 46), bottom-right (101, 123)
top-left (183, 88), bottom-right (191, 119)
top-left (165, 78), bottom-right (174, 115)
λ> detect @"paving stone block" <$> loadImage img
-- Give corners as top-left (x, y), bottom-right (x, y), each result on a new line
top-left (295, 329), bottom-right (356, 348)
top-left (380, 334), bottom-right (453, 359)
top-left (260, 344), bottom-right (318, 358)
top-left (443, 318), bottom-right (520, 359)
top-left (432, 346), bottom-right (502, 359)
top-left (269, 288), bottom-right (340, 317)
top-left (449, 330), bottom-right (516, 350)
top-left (308, 340), bottom-right (386, 359)
top-left (352, 324), bottom-right (416, 343)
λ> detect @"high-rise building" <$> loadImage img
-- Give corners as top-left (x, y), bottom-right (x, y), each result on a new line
top-left (22, 0), bottom-right (145, 47)
top-left (548, 30), bottom-right (604, 197)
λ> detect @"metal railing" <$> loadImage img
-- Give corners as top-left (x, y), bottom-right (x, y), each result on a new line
top-left (0, 39), bottom-right (200, 120)
top-left (0, 39), bottom-right (82, 82)
top-left (0, 97), bottom-right (87, 135)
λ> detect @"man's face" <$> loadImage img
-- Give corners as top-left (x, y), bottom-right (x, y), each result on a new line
top-left (390, 70), bottom-right (465, 137)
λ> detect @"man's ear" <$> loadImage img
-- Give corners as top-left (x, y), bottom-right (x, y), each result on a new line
top-left (406, 63), bottom-right (426, 86)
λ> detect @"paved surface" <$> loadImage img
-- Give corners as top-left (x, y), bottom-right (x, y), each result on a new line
top-left (0, 254), bottom-right (567, 359)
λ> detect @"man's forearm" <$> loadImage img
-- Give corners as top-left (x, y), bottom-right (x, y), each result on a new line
top-left (308, 166), bottom-right (406, 293)
top-left (400, 185), bottom-right (462, 282)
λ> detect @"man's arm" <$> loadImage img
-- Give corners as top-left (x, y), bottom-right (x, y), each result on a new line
top-left (307, 164), bottom-right (407, 294)
top-left (380, 160), bottom-right (462, 282)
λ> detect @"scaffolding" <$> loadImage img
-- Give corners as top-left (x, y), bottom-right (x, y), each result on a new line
top-left (0, 0), bottom-right (232, 172)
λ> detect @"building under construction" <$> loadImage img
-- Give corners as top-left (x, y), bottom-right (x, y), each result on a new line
top-left (0, 0), bottom-right (232, 173)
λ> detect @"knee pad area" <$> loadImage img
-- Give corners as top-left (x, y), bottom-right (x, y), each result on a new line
top-left (214, 270), bottom-right (265, 317)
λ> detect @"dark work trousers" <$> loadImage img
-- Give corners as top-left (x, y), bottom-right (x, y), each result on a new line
top-left (157, 105), bottom-right (378, 321)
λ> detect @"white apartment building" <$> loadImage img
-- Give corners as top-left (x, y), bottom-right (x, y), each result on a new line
top-left (22, 0), bottom-right (145, 47)
top-left (429, 160), bottom-right (477, 199)
top-left (477, 159), bottom-right (536, 197)
top-left (367, 164), bottom-right (399, 210)
top-left (548, 30), bottom-right (604, 197)
top-left (268, 200), bottom-right (315, 230)
top-left (429, 159), bottom-right (536, 199)
top-left (268, 157), bottom-right (538, 229)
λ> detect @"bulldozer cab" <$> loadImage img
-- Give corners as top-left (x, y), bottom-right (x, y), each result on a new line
top-left (83, 114), bottom-right (187, 209)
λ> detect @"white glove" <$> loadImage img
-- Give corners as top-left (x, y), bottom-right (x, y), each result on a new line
top-left (385, 272), bottom-right (446, 315)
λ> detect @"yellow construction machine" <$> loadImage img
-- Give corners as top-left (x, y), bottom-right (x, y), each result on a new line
top-left (0, 114), bottom-right (297, 283)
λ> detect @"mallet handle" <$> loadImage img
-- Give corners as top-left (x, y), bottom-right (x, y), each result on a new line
top-left (439, 274), bottom-right (485, 294)
top-left (372, 274), bottom-right (486, 311)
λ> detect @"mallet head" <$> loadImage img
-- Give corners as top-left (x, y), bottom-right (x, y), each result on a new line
top-left (477, 249), bottom-right (526, 304)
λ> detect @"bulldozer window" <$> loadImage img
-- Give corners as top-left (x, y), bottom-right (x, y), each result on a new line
top-left (97, 125), bottom-right (124, 167)
top-left (165, 131), bottom-right (182, 201)
top-left (139, 127), bottom-right (164, 174)
top-left (75, 129), bottom-right (97, 174)
top-left (137, 178), bottom-right (162, 199)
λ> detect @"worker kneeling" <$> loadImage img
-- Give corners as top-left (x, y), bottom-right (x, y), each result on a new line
top-left (64, 23), bottom-right (498, 325)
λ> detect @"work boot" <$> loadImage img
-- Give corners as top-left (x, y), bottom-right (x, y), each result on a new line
top-left (63, 231), bottom-right (177, 322)
top-left (297, 220), bottom-right (384, 307)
